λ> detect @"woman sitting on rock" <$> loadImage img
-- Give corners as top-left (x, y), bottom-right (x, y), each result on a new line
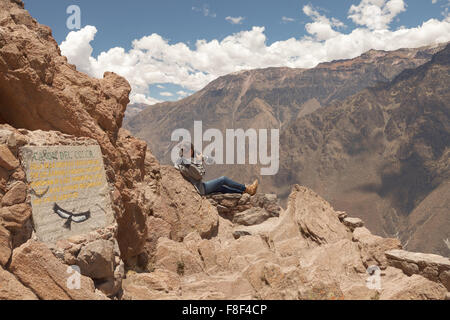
top-left (175, 143), bottom-right (258, 196)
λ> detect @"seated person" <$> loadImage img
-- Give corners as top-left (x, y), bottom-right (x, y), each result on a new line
top-left (175, 143), bottom-right (258, 196)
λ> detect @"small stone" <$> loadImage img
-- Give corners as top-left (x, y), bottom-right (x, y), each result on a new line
top-left (0, 225), bottom-right (12, 266)
top-left (221, 198), bottom-right (238, 208)
top-left (343, 217), bottom-right (364, 230)
top-left (11, 168), bottom-right (26, 181)
top-left (422, 265), bottom-right (439, 281)
top-left (236, 204), bottom-right (252, 212)
top-left (0, 144), bottom-right (19, 170)
top-left (438, 270), bottom-right (450, 291)
top-left (400, 261), bottom-right (420, 276)
top-left (238, 193), bottom-right (250, 205)
top-left (1, 181), bottom-right (27, 206)
top-left (233, 207), bottom-right (271, 226)
top-left (210, 194), bottom-right (225, 201)
top-left (336, 211), bottom-right (348, 220)
top-left (222, 193), bottom-right (242, 200)
top-left (216, 205), bottom-right (229, 215)
top-left (233, 230), bottom-right (251, 239)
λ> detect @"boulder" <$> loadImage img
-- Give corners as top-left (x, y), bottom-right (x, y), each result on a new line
top-left (0, 266), bottom-right (38, 300)
top-left (0, 224), bottom-right (11, 266)
top-left (151, 166), bottom-right (219, 242)
top-left (0, 144), bottom-right (19, 170)
top-left (153, 237), bottom-right (204, 276)
top-left (9, 240), bottom-right (106, 300)
top-left (343, 217), bottom-right (364, 230)
top-left (76, 239), bottom-right (115, 280)
top-left (122, 269), bottom-right (181, 300)
top-left (386, 249), bottom-right (450, 290)
top-left (233, 207), bottom-right (272, 226)
top-left (285, 185), bottom-right (350, 245)
top-left (1, 181), bottom-right (27, 206)
top-left (352, 227), bottom-right (401, 269)
top-left (380, 267), bottom-right (447, 300)
top-left (0, 203), bottom-right (31, 232)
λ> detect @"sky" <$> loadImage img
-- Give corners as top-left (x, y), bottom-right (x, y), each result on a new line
top-left (23, 0), bottom-right (450, 105)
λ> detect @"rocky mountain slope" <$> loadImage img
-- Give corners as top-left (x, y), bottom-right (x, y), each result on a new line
top-left (0, 0), bottom-right (448, 300)
top-left (275, 44), bottom-right (450, 256)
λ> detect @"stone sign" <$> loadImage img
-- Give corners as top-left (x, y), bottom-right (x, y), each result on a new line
top-left (20, 145), bottom-right (114, 243)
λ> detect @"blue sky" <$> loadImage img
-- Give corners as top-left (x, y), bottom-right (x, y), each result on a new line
top-left (23, 0), bottom-right (450, 104)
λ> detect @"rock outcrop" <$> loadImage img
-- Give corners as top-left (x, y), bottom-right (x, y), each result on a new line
top-left (121, 184), bottom-right (448, 300)
top-left (0, 0), bottom-right (147, 265)
top-left (386, 250), bottom-right (450, 290)
top-left (206, 192), bottom-right (281, 223)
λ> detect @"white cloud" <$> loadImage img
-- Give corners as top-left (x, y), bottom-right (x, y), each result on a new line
top-left (156, 84), bottom-right (165, 89)
top-left (160, 91), bottom-right (173, 97)
top-left (131, 93), bottom-right (161, 105)
top-left (60, 2), bottom-right (450, 106)
top-left (192, 5), bottom-right (216, 18)
top-left (177, 90), bottom-right (189, 97)
top-left (349, 0), bottom-right (407, 30)
top-left (60, 25), bottom-right (98, 75)
top-left (281, 16), bottom-right (295, 23)
top-left (226, 16), bottom-right (245, 25)
top-left (303, 5), bottom-right (345, 40)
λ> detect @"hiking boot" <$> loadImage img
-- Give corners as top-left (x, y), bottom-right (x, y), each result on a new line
top-left (245, 179), bottom-right (258, 196)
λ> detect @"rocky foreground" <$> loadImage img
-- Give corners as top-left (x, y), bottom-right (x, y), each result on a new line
top-left (0, 0), bottom-right (449, 300)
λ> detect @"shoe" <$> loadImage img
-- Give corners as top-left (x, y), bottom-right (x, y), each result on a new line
top-left (245, 179), bottom-right (259, 196)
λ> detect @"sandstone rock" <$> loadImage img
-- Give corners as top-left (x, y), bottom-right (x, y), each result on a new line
top-left (233, 230), bottom-right (251, 239)
top-left (153, 237), bottom-right (204, 276)
top-left (352, 227), bottom-right (401, 269)
top-left (233, 207), bottom-right (271, 226)
top-left (386, 249), bottom-right (450, 269)
top-left (386, 249), bottom-right (450, 289)
top-left (0, 144), bottom-right (19, 170)
top-left (0, 266), bottom-right (38, 300)
top-left (0, 0), bottom-right (148, 265)
top-left (0, 203), bottom-right (31, 232)
top-left (380, 267), bottom-right (447, 300)
top-left (122, 269), bottom-right (181, 300)
top-left (238, 193), bottom-right (251, 205)
top-left (343, 217), bottom-right (364, 230)
top-left (116, 186), bottom-right (148, 265)
top-left (181, 273), bottom-right (255, 300)
top-left (9, 240), bottom-right (106, 300)
top-left (221, 198), bottom-right (239, 208)
top-left (0, 224), bottom-right (11, 266)
top-left (0, 167), bottom-right (9, 191)
top-left (336, 211), bottom-right (347, 220)
top-left (1, 181), bottom-right (27, 206)
top-left (145, 216), bottom-right (171, 258)
top-left (439, 270), bottom-right (450, 291)
top-left (76, 239), bottom-right (115, 279)
top-left (151, 166), bottom-right (219, 242)
top-left (286, 185), bottom-right (349, 245)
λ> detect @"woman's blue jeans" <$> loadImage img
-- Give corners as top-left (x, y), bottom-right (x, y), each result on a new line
top-left (203, 176), bottom-right (246, 195)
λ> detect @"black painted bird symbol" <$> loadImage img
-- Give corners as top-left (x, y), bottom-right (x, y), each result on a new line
top-left (53, 203), bottom-right (91, 230)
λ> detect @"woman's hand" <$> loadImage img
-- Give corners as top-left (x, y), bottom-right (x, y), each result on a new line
top-left (196, 152), bottom-right (204, 161)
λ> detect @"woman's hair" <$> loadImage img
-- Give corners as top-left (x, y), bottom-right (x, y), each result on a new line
top-left (190, 143), bottom-right (195, 158)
